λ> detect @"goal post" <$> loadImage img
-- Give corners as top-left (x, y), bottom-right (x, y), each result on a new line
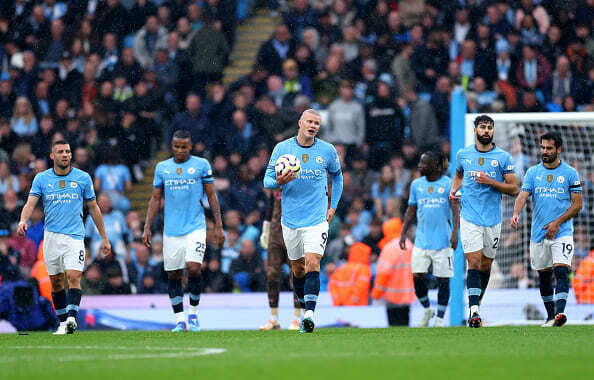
top-left (449, 102), bottom-right (594, 325)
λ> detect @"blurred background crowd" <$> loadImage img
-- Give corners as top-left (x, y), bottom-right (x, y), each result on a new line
top-left (0, 0), bottom-right (593, 301)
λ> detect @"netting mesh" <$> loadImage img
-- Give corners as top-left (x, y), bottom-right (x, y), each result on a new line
top-left (491, 119), bottom-right (594, 289)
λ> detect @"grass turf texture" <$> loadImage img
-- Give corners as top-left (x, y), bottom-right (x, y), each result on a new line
top-left (1, 327), bottom-right (593, 380)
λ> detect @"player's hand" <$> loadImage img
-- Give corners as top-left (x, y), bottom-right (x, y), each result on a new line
top-left (510, 214), bottom-right (520, 230)
top-left (474, 171), bottom-right (493, 186)
top-left (100, 239), bottom-right (111, 257)
top-left (276, 171), bottom-right (296, 186)
top-left (326, 208), bottom-right (336, 222)
top-left (449, 188), bottom-right (460, 201)
top-left (450, 233), bottom-right (459, 250)
top-left (17, 221), bottom-right (28, 236)
top-left (142, 227), bottom-right (152, 248)
top-left (399, 237), bottom-right (406, 250)
top-left (214, 225), bottom-right (226, 248)
top-left (544, 220), bottom-right (560, 240)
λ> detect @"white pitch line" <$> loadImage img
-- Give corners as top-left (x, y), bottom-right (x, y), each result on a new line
top-left (0, 348), bottom-right (226, 363)
top-left (7, 346), bottom-right (196, 350)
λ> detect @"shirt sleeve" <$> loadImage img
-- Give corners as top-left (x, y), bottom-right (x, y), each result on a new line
top-left (327, 144), bottom-right (341, 175)
top-left (408, 182), bottom-right (417, 206)
top-left (263, 144), bottom-right (282, 189)
top-left (122, 165), bottom-right (131, 182)
top-left (521, 168), bottom-right (534, 193)
top-left (153, 163), bottom-right (163, 188)
top-left (83, 173), bottom-right (96, 201)
top-left (502, 152), bottom-right (515, 174)
top-left (455, 150), bottom-right (464, 174)
top-left (371, 182), bottom-right (379, 199)
top-left (202, 160), bottom-right (214, 184)
top-left (29, 174), bottom-right (43, 198)
top-left (568, 168), bottom-right (582, 193)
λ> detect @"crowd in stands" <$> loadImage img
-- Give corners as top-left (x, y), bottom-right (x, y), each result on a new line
top-left (1, 0), bottom-right (593, 300)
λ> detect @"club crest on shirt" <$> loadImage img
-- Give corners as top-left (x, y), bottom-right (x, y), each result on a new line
top-left (428, 186), bottom-right (434, 194)
top-left (302, 154), bottom-right (309, 163)
top-left (188, 167), bottom-right (195, 174)
top-left (70, 182), bottom-right (78, 188)
top-left (438, 187), bottom-right (445, 193)
top-left (557, 176), bottom-right (564, 183)
top-left (59, 180), bottom-right (66, 188)
top-left (176, 167), bottom-right (182, 175)
top-left (478, 157), bottom-right (485, 166)
top-left (491, 160), bottom-right (498, 167)
top-left (316, 156), bottom-right (323, 164)
top-left (546, 175), bottom-right (553, 183)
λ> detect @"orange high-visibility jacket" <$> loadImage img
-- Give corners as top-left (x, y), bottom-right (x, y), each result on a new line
top-left (328, 242), bottom-right (372, 306)
top-left (30, 241), bottom-right (51, 302)
top-left (371, 238), bottom-right (415, 305)
top-left (573, 250), bottom-right (594, 304)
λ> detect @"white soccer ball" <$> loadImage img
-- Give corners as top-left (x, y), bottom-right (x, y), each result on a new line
top-left (275, 154), bottom-right (301, 176)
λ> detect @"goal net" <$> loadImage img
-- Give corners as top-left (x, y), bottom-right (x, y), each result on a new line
top-left (462, 112), bottom-right (594, 323)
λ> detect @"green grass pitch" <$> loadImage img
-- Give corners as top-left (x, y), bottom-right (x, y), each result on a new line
top-left (1, 327), bottom-right (593, 380)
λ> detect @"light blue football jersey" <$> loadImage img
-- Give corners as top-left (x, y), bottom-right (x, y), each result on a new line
top-left (264, 137), bottom-right (341, 228)
top-left (408, 175), bottom-right (453, 250)
top-left (455, 144), bottom-right (514, 227)
top-left (29, 168), bottom-right (96, 239)
top-left (153, 156), bottom-right (213, 236)
top-left (521, 162), bottom-right (582, 243)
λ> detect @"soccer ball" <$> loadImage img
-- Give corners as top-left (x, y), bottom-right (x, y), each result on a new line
top-left (275, 154), bottom-right (301, 176)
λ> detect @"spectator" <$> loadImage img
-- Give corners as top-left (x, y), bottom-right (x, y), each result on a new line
top-left (391, 43), bottom-right (417, 96)
top-left (223, 209), bottom-right (259, 246)
top-left (0, 161), bottom-right (19, 195)
top-left (230, 239), bottom-right (266, 292)
top-left (517, 90), bottom-right (547, 113)
top-left (411, 31), bottom-right (449, 93)
top-left (176, 17), bottom-right (197, 51)
top-left (10, 97), bottom-right (38, 137)
top-left (430, 76), bottom-right (452, 137)
top-left (225, 110), bottom-right (259, 157)
top-left (82, 263), bottom-right (105, 295)
top-left (372, 165), bottom-right (402, 220)
top-left (168, 93), bottom-right (214, 152)
top-left (133, 16), bottom-right (168, 69)
top-left (96, 0), bottom-right (130, 40)
top-left (282, 58), bottom-right (313, 100)
top-left (257, 24), bottom-right (296, 76)
top-left (402, 87), bottom-right (440, 151)
top-left (186, 18), bottom-right (230, 96)
top-left (94, 149), bottom-right (132, 212)
top-left (203, 258), bottom-right (233, 293)
top-left (361, 217), bottom-right (384, 260)
top-left (284, 0), bottom-right (318, 39)
top-left (543, 55), bottom-right (583, 105)
top-left (9, 227), bottom-right (36, 273)
top-left (458, 39), bottom-right (497, 87)
top-left (325, 80), bottom-right (365, 149)
top-left (102, 266), bottom-right (132, 295)
top-left (43, 19), bottom-right (66, 64)
top-left (514, 0), bottom-right (549, 35)
top-left (228, 164), bottom-right (267, 217)
top-left (0, 80), bottom-right (16, 119)
top-left (515, 44), bottom-right (552, 91)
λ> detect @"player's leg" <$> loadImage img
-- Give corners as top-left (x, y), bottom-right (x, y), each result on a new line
top-left (433, 248), bottom-right (454, 327)
top-left (185, 230), bottom-right (206, 332)
top-left (530, 240), bottom-right (555, 326)
top-left (164, 234), bottom-right (187, 332)
top-left (411, 246), bottom-right (433, 326)
top-left (44, 233), bottom-right (69, 335)
top-left (261, 243), bottom-right (284, 330)
top-left (551, 237), bottom-right (574, 327)
top-left (479, 223), bottom-right (501, 304)
top-left (288, 265), bottom-right (303, 330)
top-left (460, 217), bottom-right (484, 327)
top-left (282, 223), bottom-right (306, 315)
top-left (300, 222), bottom-right (329, 333)
top-left (62, 236), bottom-right (86, 334)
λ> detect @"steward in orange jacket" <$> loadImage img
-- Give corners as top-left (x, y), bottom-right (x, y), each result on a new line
top-left (573, 250), bottom-right (594, 304)
top-left (328, 242), bottom-right (372, 306)
top-left (371, 218), bottom-right (415, 306)
top-left (30, 241), bottom-right (51, 302)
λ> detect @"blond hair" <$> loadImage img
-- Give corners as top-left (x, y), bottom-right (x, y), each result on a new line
top-left (13, 97), bottom-right (35, 125)
top-left (301, 109), bottom-right (321, 119)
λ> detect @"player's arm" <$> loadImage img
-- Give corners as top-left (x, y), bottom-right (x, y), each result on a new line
top-left (17, 195), bottom-right (39, 236)
top-left (142, 187), bottom-right (162, 247)
top-left (544, 192), bottom-right (582, 239)
top-left (327, 169), bottom-right (343, 222)
top-left (475, 171), bottom-right (519, 196)
top-left (204, 183), bottom-right (226, 247)
top-left (449, 171), bottom-right (463, 200)
top-left (399, 205), bottom-right (416, 250)
top-left (86, 199), bottom-right (112, 256)
top-left (450, 199), bottom-right (460, 249)
top-left (510, 190), bottom-right (530, 229)
top-left (260, 194), bottom-right (274, 249)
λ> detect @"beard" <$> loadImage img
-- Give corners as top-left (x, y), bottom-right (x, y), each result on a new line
top-left (542, 152), bottom-right (557, 163)
top-left (477, 134), bottom-right (493, 145)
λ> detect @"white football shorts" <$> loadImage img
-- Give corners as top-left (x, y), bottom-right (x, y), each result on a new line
top-left (460, 217), bottom-right (501, 259)
top-left (163, 229), bottom-right (207, 271)
top-left (412, 246), bottom-right (454, 278)
top-left (530, 236), bottom-right (574, 271)
top-left (43, 230), bottom-right (86, 275)
top-left (281, 221), bottom-right (329, 261)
